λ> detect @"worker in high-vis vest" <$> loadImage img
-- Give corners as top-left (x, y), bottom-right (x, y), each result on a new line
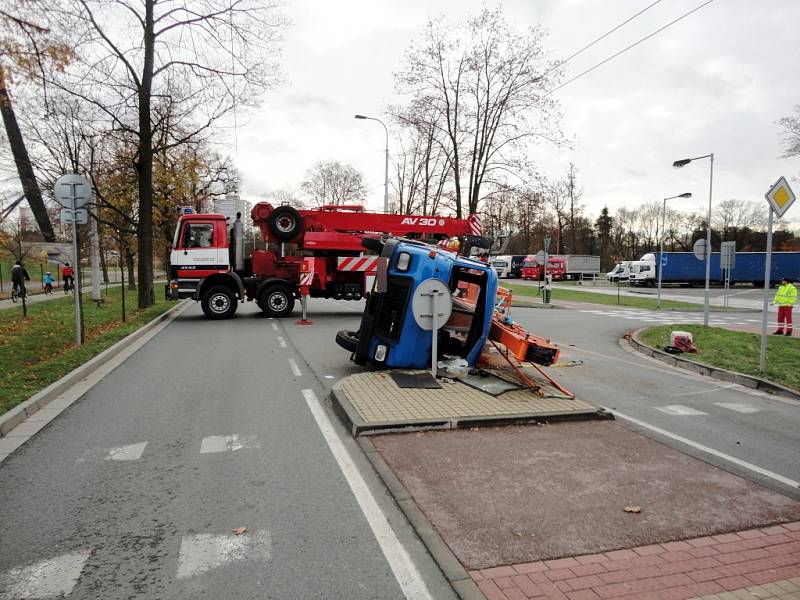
top-left (772, 277), bottom-right (798, 336)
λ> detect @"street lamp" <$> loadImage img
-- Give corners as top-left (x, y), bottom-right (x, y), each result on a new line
top-left (657, 192), bottom-right (692, 308)
top-left (354, 114), bottom-right (389, 214)
top-left (673, 153), bottom-right (714, 326)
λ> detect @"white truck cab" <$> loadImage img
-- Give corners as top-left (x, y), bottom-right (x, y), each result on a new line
top-left (628, 254), bottom-right (656, 286)
top-left (491, 255), bottom-right (513, 278)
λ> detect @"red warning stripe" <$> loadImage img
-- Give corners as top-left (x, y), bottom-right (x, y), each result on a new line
top-left (337, 257), bottom-right (379, 272)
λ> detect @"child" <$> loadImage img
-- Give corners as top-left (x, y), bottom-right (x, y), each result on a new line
top-left (44, 271), bottom-right (54, 293)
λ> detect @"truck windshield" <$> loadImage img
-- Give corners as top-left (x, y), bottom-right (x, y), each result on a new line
top-left (523, 260), bottom-right (536, 268)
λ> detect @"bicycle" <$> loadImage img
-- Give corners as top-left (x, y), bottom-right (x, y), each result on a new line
top-left (63, 278), bottom-right (74, 295)
top-left (44, 282), bottom-right (53, 295)
top-left (11, 283), bottom-right (26, 303)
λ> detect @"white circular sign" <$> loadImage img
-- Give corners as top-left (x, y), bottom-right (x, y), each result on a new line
top-left (693, 238), bottom-right (708, 261)
top-left (54, 173), bottom-right (91, 209)
top-left (411, 278), bottom-right (452, 331)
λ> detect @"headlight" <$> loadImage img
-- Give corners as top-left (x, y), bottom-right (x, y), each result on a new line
top-left (396, 252), bottom-right (411, 271)
top-left (374, 344), bottom-right (387, 362)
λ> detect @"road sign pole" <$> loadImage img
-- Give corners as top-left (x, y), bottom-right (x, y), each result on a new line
top-left (759, 209), bottom-right (774, 372)
top-left (703, 155), bottom-right (714, 327)
top-left (90, 205), bottom-right (101, 302)
top-left (70, 190), bottom-right (83, 345)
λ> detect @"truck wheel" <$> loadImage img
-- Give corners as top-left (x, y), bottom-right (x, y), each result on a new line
top-left (201, 286), bottom-right (238, 319)
top-left (258, 284), bottom-right (295, 317)
top-left (335, 330), bottom-right (359, 353)
top-left (267, 205), bottom-right (302, 241)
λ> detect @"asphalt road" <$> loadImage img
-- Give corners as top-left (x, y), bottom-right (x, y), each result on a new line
top-left (511, 304), bottom-right (800, 491)
top-left (0, 299), bottom-right (454, 600)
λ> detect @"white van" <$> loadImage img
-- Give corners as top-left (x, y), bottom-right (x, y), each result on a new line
top-left (628, 254), bottom-right (656, 286)
top-left (606, 261), bottom-right (632, 282)
top-left (491, 255), bottom-right (513, 278)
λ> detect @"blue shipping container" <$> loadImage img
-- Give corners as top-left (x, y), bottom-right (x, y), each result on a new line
top-left (656, 252), bottom-right (800, 285)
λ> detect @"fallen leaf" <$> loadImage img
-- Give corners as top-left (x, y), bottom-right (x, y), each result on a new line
top-left (233, 527), bottom-right (247, 535)
top-left (623, 506), bottom-right (641, 514)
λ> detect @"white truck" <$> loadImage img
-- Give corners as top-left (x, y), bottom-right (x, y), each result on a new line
top-left (491, 255), bottom-right (514, 278)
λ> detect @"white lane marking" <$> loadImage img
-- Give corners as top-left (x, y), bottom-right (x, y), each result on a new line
top-left (105, 442), bottom-right (148, 461)
top-left (199, 435), bottom-right (260, 454)
top-left (669, 384), bottom-right (738, 397)
top-left (324, 375), bottom-right (336, 379)
top-left (302, 389), bottom-right (433, 600)
top-left (288, 358), bottom-right (302, 377)
top-left (714, 402), bottom-right (760, 414)
top-left (609, 409), bottom-right (799, 488)
top-left (0, 550), bottom-right (90, 600)
top-left (656, 405), bottom-right (708, 416)
top-left (77, 442), bottom-right (148, 463)
top-left (277, 337), bottom-right (287, 348)
top-left (271, 323), bottom-right (279, 331)
top-left (176, 530), bottom-right (272, 579)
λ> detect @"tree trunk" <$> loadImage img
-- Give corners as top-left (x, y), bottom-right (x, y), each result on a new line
top-left (125, 248), bottom-right (136, 290)
top-left (0, 64), bottom-right (56, 242)
top-left (99, 237), bottom-right (109, 283)
top-left (136, 0), bottom-right (156, 308)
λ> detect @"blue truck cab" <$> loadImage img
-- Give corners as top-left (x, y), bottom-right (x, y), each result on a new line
top-left (336, 237), bottom-right (498, 369)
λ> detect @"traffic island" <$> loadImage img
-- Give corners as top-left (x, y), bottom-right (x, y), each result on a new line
top-left (361, 421), bottom-right (800, 600)
top-left (331, 370), bottom-right (609, 436)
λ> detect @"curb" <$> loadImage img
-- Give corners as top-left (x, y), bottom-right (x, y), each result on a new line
top-left (353, 434), bottom-right (487, 600)
top-left (627, 328), bottom-right (800, 402)
top-left (0, 300), bottom-right (189, 438)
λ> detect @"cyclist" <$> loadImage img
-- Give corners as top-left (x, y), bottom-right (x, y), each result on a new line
top-left (43, 271), bottom-right (54, 294)
top-left (62, 263), bottom-right (74, 292)
top-left (11, 261), bottom-right (30, 300)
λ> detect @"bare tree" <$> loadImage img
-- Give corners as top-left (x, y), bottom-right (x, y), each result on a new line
top-left (563, 163), bottom-right (582, 252)
top-left (395, 6), bottom-right (562, 218)
top-left (0, 2), bottom-right (72, 241)
top-left (46, 0), bottom-right (285, 308)
top-left (301, 160), bottom-right (368, 207)
top-left (779, 105), bottom-right (800, 159)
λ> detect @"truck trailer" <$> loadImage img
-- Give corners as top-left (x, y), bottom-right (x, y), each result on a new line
top-left (629, 251), bottom-right (800, 287)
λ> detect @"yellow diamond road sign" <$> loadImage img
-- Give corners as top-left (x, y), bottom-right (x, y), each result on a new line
top-left (765, 176), bottom-right (795, 218)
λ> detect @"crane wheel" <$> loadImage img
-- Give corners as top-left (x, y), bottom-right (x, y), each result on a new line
top-left (267, 205), bottom-right (302, 241)
top-left (201, 285), bottom-right (238, 319)
top-left (258, 284), bottom-right (295, 317)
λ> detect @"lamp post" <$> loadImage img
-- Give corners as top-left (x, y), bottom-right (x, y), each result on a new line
top-left (354, 114), bottom-right (389, 214)
top-left (673, 153), bottom-right (714, 326)
top-left (657, 192), bottom-right (692, 309)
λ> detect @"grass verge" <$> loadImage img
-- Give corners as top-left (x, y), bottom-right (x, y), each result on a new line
top-left (638, 324), bottom-right (800, 392)
top-left (0, 286), bottom-right (173, 416)
top-left (507, 283), bottom-right (712, 311)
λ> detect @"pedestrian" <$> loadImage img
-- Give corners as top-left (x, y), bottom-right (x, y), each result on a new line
top-left (772, 277), bottom-right (797, 336)
top-left (11, 261), bottom-right (30, 296)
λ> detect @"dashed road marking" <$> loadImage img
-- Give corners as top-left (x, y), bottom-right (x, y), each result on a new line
top-left (288, 358), bottom-right (302, 377)
top-left (324, 375), bottom-right (336, 379)
top-left (199, 434), bottom-right (260, 454)
top-left (714, 402), bottom-right (760, 414)
top-left (277, 337), bottom-right (287, 348)
top-left (656, 404), bottom-right (708, 416)
top-left (0, 550), bottom-right (90, 600)
top-left (271, 323), bottom-right (279, 331)
top-left (77, 442), bottom-right (148, 463)
top-left (176, 530), bottom-right (272, 579)
top-left (608, 408), bottom-right (799, 489)
top-left (302, 389), bottom-right (433, 600)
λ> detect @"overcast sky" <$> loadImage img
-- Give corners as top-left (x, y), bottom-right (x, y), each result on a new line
top-left (227, 0), bottom-right (800, 227)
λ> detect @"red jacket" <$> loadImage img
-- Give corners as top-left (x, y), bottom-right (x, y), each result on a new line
top-left (62, 266), bottom-right (74, 278)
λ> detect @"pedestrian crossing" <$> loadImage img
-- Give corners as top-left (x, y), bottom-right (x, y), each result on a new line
top-left (653, 402), bottom-right (762, 417)
top-left (577, 307), bottom-right (773, 327)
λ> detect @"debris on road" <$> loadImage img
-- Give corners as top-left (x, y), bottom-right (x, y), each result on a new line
top-left (623, 506), bottom-right (641, 514)
top-left (232, 527), bottom-right (247, 536)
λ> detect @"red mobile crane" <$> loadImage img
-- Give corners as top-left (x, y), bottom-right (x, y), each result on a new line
top-left (166, 202), bottom-right (485, 319)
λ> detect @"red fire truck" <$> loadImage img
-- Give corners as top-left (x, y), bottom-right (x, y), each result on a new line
top-left (166, 202), bottom-right (485, 319)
